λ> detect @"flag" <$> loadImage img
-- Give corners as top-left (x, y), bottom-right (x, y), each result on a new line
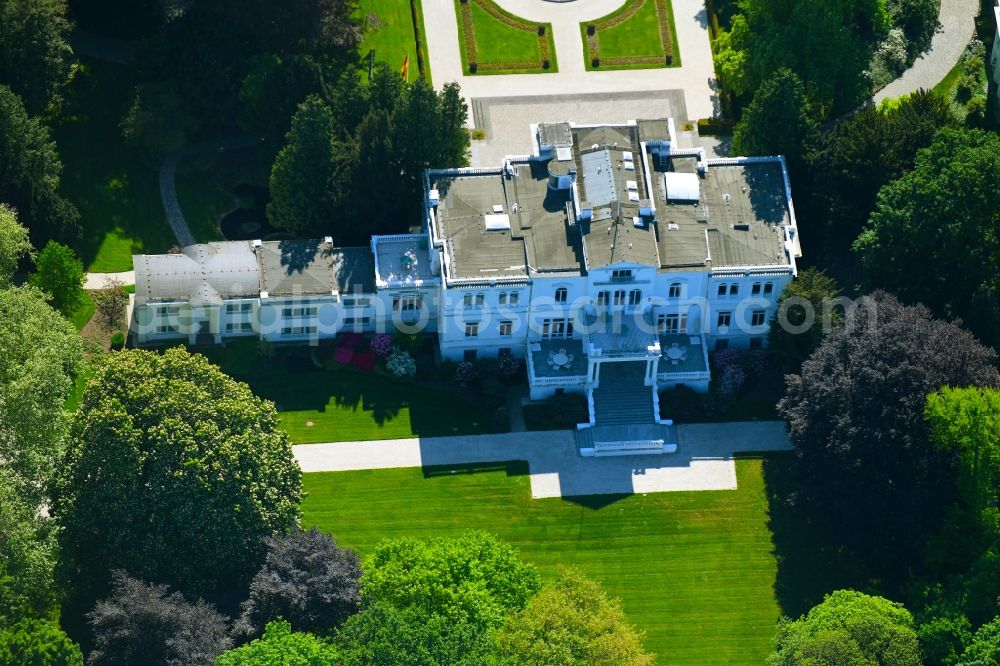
top-left (401, 54), bottom-right (409, 81)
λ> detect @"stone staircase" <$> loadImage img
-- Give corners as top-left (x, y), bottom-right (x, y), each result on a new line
top-left (575, 361), bottom-right (677, 456)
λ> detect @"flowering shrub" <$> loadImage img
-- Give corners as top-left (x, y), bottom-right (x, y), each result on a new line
top-left (333, 347), bottom-right (353, 365)
top-left (352, 351), bottom-right (377, 372)
top-left (386, 350), bottom-right (417, 378)
top-left (496, 352), bottom-right (523, 379)
top-left (455, 362), bottom-right (478, 387)
top-left (369, 334), bottom-right (393, 357)
top-left (718, 364), bottom-right (747, 398)
top-left (712, 347), bottom-right (741, 372)
top-left (338, 332), bottom-right (365, 349)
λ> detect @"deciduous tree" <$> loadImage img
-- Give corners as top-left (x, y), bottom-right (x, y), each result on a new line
top-left (768, 268), bottom-right (841, 373)
top-left (91, 277), bottom-right (128, 331)
top-left (0, 618), bottom-right (83, 666)
top-left (0, 0), bottom-right (74, 114)
top-left (778, 292), bottom-right (1000, 574)
top-left (218, 620), bottom-right (338, 665)
top-left (0, 204), bottom-right (32, 285)
top-left (52, 347), bottom-right (301, 623)
top-left (28, 241), bottom-right (85, 316)
top-left (87, 573), bottom-right (232, 666)
top-left (732, 69), bottom-right (818, 173)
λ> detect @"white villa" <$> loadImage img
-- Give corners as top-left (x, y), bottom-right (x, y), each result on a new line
top-left (131, 118), bottom-right (801, 455)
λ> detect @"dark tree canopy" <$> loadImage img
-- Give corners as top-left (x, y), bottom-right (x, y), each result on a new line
top-left (768, 268), bottom-right (842, 373)
top-left (0, 85), bottom-right (80, 246)
top-left (68, 0), bottom-right (164, 37)
top-left (0, 0), bottom-right (74, 114)
top-left (732, 68), bottom-right (818, 174)
top-left (0, 618), bottom-right (83, 666)
top-left (778, 292), bottom-right (1000, 575)
top-left (52, 347), bottom-right (302, 620)
top-left (197, 0), bottom-right (361, 54)
top-left (87, 573), bottom-right (232, 666)
top-left (808, 90), bottom-right (956, 261)
top-left (768, 590), bottom-right (922, 666)
top-left (238, 527), bottom-right (361, 636)
top-left (854, 128), bottom-right (1000, 348)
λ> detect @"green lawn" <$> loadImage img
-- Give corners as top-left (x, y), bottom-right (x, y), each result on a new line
top-left (197, 341), bottom-right (498, 443)
top-left (454, 0), bottom-right (557, 74)
top-left (69, 291), bottom-right (96, 331)
top-left (357, 0), bottom-right (431, 83)
top-left (582, 0), bottom-right (680, 71)
top-left (302, 456), bottom-right (815, 664)
top-left (55, 59), bottom-right (228, 272)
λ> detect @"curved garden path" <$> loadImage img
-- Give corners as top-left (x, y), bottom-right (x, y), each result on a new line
top-left (423, 0), bottom-right (718, 121)
top-left (873, 0), bottom-right (979, 103)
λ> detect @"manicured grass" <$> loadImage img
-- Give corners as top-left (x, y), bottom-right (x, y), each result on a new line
top-left (197, 341), bottom-right (498, 443)
top-left (64, 361), bottom-right (92, 413)
top-left (55, 59), bottom-right (229, 272)
top-left (598, 0), bottom-right (664, 58)
top-left (69, 291), bottom-right (96, 332)
top-left (454, 0), bottom-right (558, 75)
top-left (581, 0), bottom-right (680, 71)
top-left (357, 0), bottom-right (432, 83)
top-left (303, 456), bottom-right (806, 663)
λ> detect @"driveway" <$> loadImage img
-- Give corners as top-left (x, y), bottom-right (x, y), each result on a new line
top-left (293, 420), bottom-right (792, 498)
top-left (423, 0), bottom-right (718, 123)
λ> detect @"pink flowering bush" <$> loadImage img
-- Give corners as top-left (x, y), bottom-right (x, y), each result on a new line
top-left (718, 364), bottom-right (747, 398)
top-left (369, 334), bottom-right (393, 357)
top-left (333, 347), bottom-right (354, 365)
top-left (352, 351), bottom-right (377, 372)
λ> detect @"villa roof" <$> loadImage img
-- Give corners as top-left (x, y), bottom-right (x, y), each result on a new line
top-left (133, 241), bottom-right (260, 305)
top-left (257, 239), bottom-right (375, 296)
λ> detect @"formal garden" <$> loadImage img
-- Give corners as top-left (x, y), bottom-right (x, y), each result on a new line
top-left (581, 0), bottom-right (679, 70)
top-left (454, 0), bottom-right (558, 74)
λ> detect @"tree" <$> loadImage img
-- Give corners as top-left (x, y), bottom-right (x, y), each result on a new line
top-left (958, 616), bottom-right (1000, 665)
top-left (67, 0), bottom-right (164, 37)
top-left (336, 602), bottom-right (496, 666)
top-left (198, 0), bottom-right (361, 54)
top-left (218, 620), bottom-right (338, 665)
top-left (267, 95), bottom-right (342, 237)
top-left (0, 0), bottom-right (74, 114)
top-left (0, 285), bottom-right (82, 505)
top-left (0, 619), bottom-right (83, 666)
top-left (87, 573), bottom-right (232, 666)
top-left (732, 69), bottom-right (818, 173)
top-left (768, 590), bottom-right (922, 666)
top-left (238, 527), bottom-right (361, 636)
top-left (0, 204), bottom-right (32, 285)
top-left (28, 241), bottom-right (85, 316)
top-left (52, 347), bottom-right (302, 623)
top-left (778, 292), bottom-right (1000, 574)
top-left (854, 128), bottom-right (1000, 348)
top-left (361, 531), bottom-right (540, 630)
top-left (121, 81), bottom-right (201, 159)
top-left (0, 85), bottom-right (79, 245)
top-left (0, 468), bottom-right (58, 627)
top-left (768, 268), bottom-right (841, 373)
top-left (496, 567), bottom-right (654, 666)
top-left (91, 277), bottom-right (128, 331)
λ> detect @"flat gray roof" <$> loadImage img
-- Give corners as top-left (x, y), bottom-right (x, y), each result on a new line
top-left (258, 240), bottom-right (375, 296)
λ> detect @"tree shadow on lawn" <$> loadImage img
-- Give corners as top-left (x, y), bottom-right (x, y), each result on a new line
top-left (762, 453), bottom-right (872, 618)
top-left (422, 460), bottom-right (530, 479)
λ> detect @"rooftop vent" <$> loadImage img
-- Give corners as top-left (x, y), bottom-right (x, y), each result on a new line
top-left (484, 214), bottom-right (511, 232)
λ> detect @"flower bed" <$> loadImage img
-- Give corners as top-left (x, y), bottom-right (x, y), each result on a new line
top-left (582, 0), bottom-right (678, 71)
top-left (456, 0), bottom-right (557, 75)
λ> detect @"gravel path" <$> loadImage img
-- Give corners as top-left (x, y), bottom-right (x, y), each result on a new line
top-left (158, 136), bottom-right (262, 248)
top-left (293, 421), bottom-right (792, 498)
top-left (874, 0), bottom-right (979, 103)
top-left (84, 271), bottom-right (135, 290)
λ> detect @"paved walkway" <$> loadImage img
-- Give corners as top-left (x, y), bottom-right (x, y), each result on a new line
top-left (294, 420), bottom-right (792, 498)
top-left (873, 0), bottom-right (979, 103)
top-left (158, 135), bottom-right (262, 248)
top-left (84, 271), bottom-right (135, 290)
top-left (424, 0), bottom-right (718, 122)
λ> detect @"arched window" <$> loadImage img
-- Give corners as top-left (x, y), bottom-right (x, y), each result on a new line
top-left (668, 282), bottom-right (682, 298)
top-left (554, 287), bottom-right (568, 303)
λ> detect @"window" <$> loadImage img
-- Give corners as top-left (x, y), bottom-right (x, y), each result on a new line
top-left (749, 337), bottom-right (763, 350)
top-left (717, 284), bottom-right (727, 297)
top-left (715, 338), bottom-right (729, 351)
top-left (282, 306), bottom-right (317, 318)
top-left (464, 350), bottom-right (478, 362)
top-left (611, 269), bottom-right (634, 281)
top-left (463, 293), bottom-right (472, 307)
top-left (465, 322), bottom-right (479, 337)
top-left (498, 293), bottom-right (506, 305)
top-left (668, 282), bottom-right (682, 298)
top-left (541, 318), bottom-right (572, 338)
top-left (508, 291), bottom-right (519, 305)
top-left (476, 294), bottom-right (485, 306)
top-left (156, 324), bottom-right (177, 334)
top-left (613, 290), bottom-right (626, 306)
top-left (342, 297), bottom-right (370, 307)
top-left (554, 287), bottom-right (568, 303)
top-left (658, 313), bottom-right (688, 334)
top-left (159, 305), bottom-right (180, 317)
top-left (717, 312), bottom-right (731, 328)
top-left (499, 320), bottom-right (512, 336)
top-left (226, 302), bottom-right (252, 314)
top-left (729, 284), bottom-right (738, 296)
top-left (225, 322), bottom-right (253, 333)
top-left (281, 325), bottom-right (317, 336)
top-left (597, 291), bottom-right (610, 306)
top-left (393, 295), bottom-right (422, 311)
top-left (751, 309), bottom-right (766, 327)
top-left (628, 289), bottom-right (642, 306)
top-left (763, 282), bottom-right (774, 295)
top-left (751, 283), bottom-right (761, 295)
top-left (343, 317), bottom-right (370, 326)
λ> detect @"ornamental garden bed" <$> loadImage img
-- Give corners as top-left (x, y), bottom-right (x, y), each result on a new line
top-left (581, 0), bottom-right (680, 71)
top-left (454, 0), bottom-right (558, 75)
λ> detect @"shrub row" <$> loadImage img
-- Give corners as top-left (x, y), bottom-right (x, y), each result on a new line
top-left (653, 0), bottom-right (674, 60)
top-left (459, 1), bottom-right (478, 69)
